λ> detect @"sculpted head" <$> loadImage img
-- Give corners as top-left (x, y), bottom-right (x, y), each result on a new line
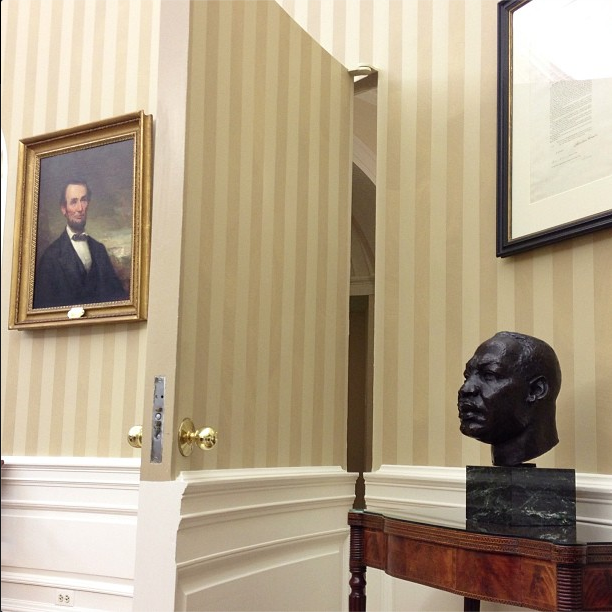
top-left (457, 331), bottom-right (562, 466)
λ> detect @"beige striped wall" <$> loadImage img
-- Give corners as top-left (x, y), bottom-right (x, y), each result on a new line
top-left (1, 0), bottom-right (611, 475)
top-left (0, 0), bottom-right (354, 472)
top-left (1, 0), bottom-right (160, 459)
top-left (280, 0), bottom-right (612, 474)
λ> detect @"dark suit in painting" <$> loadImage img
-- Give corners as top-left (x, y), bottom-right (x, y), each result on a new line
top-left (33, 230), bottom-right (128, 308)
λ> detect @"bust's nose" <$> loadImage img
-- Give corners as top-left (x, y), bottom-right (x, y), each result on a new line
top-left (458, 376), bottom-right (478, 398)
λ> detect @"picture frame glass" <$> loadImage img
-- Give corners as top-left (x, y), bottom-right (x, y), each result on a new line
top-left (497, 0), bottom-right (612, 256)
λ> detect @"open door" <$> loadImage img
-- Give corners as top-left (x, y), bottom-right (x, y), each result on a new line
top-left (132, 2), bottom-right (357, 610)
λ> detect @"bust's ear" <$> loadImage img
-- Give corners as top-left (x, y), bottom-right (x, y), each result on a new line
top-left (527, 375), bottom-right (549, 403)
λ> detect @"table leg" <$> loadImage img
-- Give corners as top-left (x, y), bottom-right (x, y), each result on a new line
top-left (557, 564), bottom-right (583, 610)
top-left (349, 523), bottom-right (367, 612)
top-left (464, 597), bottom-right (481, 611)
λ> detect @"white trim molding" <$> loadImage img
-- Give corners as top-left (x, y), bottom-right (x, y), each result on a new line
top-left (3, 460), bottom-right (359, 612)
top-left (362, 465), bottom-right (612, 612)
top-left (365, 464), bottom-right (612, 525)
top-left (1, 457), bottom-right (141, 612)
top-left (174, 466), bottom-right (358, 612)
top-left (132, 466), bottom-right (359, 612)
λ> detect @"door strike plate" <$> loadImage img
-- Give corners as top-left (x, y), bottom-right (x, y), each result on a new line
top-left (150, 376), bottom-right (165, 463)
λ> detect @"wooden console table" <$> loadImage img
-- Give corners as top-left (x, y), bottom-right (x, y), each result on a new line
top-left (348, 510), bottom-right (612, 611)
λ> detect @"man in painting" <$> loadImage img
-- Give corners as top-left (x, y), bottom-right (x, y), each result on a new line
top-left (33, 180), bottom-right (128, 308)
top-left (457, 331), bottom-right (562, 466)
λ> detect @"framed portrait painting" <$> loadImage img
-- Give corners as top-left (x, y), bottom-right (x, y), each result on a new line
top-left (8, 110), bottom-right (153, 329)
top-left (496, 0), bottom-right (612, 257)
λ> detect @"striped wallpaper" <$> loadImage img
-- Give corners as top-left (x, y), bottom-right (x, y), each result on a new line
top-left (280, 0), bottom-right (612, 474)
top-left (1, 0), bottom-right (160, 458)
top-left (0, 0), bottom-right (354, 472)
top-left (1, 0), bottom-right (610, 475)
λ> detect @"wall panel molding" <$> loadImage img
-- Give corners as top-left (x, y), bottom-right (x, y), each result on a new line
top-left (365, 464), bottom-right (612, 524)
top-left (174, 466), bottom-right (358, 611)
top-left (1, 457), bottom-right (140, 612)
top-left (3, 459), bottom-right (609, 612)
top-left (363, 464), bottom-right (612, 612)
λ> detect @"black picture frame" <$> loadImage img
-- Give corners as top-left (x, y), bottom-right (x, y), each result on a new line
top-left (496, 0), bottom-right (612, 257)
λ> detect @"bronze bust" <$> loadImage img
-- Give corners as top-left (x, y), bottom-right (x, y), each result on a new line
top-left (458, 331), bottom-right (562, 467)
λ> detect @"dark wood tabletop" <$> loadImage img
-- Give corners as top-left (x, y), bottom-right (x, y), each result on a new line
top-left (348, 510), bottom-right (612, 612)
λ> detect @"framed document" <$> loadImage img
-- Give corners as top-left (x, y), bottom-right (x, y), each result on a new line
top-left (497, 0), bottom-right (612, 257)
top-left (9, 111), bottom-right (153, 329)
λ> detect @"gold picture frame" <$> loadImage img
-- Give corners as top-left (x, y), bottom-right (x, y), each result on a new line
top-left (8, 110), bottom-right (153, 329)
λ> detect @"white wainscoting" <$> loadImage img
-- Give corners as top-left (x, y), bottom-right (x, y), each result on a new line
top-left (0, 456), bottom-right (141, 612)
top-left (4, 461), bottom-right (609, 612)
top-left (362, 465), bottom-right (612, 612)
top-left (173, 466), bottom-right (358, 611)
top-left (2, 459), bottom-right (358, 612)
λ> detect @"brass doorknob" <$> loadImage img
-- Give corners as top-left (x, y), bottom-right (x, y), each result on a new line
top-left (178, 418), bottom-right (218, 456)
top-left (127, 425), bottom-right (143, 449)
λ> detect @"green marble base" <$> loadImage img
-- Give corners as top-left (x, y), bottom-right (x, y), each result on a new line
top-left (466, 465), bottom-right (576, 526)
top-left (465, 520), bottom-right (577, 543)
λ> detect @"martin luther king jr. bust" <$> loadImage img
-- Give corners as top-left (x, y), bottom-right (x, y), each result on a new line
top-left (457, 331), bottom-right (562, 467)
